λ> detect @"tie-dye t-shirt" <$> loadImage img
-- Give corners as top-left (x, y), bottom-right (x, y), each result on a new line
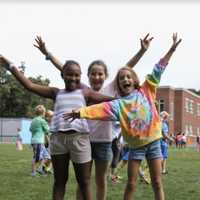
top-left (80, 59), bottom-right (167, 148)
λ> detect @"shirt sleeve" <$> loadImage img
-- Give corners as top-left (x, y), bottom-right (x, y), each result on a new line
top-left (41, 119), bottom-right (50, 134)
top-left (162, 122), bottom-right (169, 134)
top-left (80, 99), bottom-right (120, 121)
top-left (145, 58), bottom-right (168, 87)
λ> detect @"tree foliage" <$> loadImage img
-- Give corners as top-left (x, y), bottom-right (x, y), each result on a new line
top-left (0, 67), bottom-right (53, 118)
top-left (188, 89), bottom-right (200, 96)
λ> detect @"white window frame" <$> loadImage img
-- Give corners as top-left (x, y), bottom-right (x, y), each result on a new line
top-left (159, 99), bottom-right (165, 114)
top-left (197, 103), bottom-right (200, 116)
top-left (185, 98), bottom-right (189, 113)
top-left (189, 100), bottom-right (193, 114)
top-left (189, 125), bottom-right (193, 135)
top-left (185, 124), bottom-right (189, 136)
top-left (170, 102), bottom-right (174, 120)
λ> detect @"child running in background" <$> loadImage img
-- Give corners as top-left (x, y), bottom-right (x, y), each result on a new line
top-left (29, 105), bottom-right (49, 176)
top-left (34, 33), bottom-right (153, 200)
top-left (63, 33), bottom-right (181, 200)
top-left (0, 56), bottom-right (116, 200)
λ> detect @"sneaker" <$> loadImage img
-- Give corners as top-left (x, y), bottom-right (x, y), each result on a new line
top-left (36, 168), bottom-right (45, 175)
top-left (31, 171), bottom-right (37, 177)
top-left (116, 175), bottom-right (123, 180)
top-left (111, 176), bottom-right (121, 184)
top-left (162, 171), bottom-right (168, 175)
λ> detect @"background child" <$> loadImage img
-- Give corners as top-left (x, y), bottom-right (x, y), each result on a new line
top-left (29, 105), bottom-right (49, 176)
top-left (63, 33), bottom-right (181, 200)
top-left (34, 33), bottom-right (153, 200)
top-left (160, 111), bottom-right (174, 175)
top-left (16, 128), bottom-right (23, 151)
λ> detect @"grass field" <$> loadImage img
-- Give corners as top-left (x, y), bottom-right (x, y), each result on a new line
top-left (0, 144), bottom-right (199, 200)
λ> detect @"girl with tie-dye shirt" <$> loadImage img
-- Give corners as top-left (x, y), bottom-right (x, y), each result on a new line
top-left (64, 33), bottom-right (181, 200)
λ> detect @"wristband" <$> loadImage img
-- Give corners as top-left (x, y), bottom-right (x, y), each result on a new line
top-left (45, 52), bottom-right (52, 60)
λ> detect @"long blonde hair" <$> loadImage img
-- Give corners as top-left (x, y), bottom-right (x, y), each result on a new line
top-left (114, 67), bottom-right (140, 96)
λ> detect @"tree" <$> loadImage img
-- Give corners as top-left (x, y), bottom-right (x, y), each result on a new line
top-left (188, 89), bottom-right (200, 96)
top-left (0, 66), bottom-right (53, 118)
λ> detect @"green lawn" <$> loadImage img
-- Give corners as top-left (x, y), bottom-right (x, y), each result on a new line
top-left (0, 144), bottom-right (199, 200)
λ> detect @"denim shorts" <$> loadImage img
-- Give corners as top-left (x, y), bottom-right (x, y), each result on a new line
top-left (32, 143), bottom-right (42, 162)
top-left (129, 140), bottom-right (162, 161)
top-left (161, 142), bottom-right (168, 159)
top-left (91, 142), bottom-right (112, 161)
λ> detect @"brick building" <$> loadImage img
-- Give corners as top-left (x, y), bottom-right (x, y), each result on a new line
top-left (156, 86), bottom-right (200, 146)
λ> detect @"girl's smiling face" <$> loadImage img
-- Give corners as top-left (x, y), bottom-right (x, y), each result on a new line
top-left (88, 64), bottom-right (107, 91)
top-left (117, 67), bottom-right (140, 97)
top-left (118, 69), bottom-right (135, 96)
top-left (62, 63), bottom-right (81, 91)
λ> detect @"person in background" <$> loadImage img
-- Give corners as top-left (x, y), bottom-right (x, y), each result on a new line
top-left (16, 128), bottom-right (23, 151)
top-left (181, 133), bottom-right (187, 148)
top-left (29, 105), bottom-right (50, 176)
top-left (160, 111), bottom-right (174, 175)
top-left (196, 135), bottom-right (200, 152)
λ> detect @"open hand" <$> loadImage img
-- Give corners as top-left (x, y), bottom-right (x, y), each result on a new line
top-left (171, 33), bottom-right (182, 50)
top-left (140, 33), bottom-right (154, 51)
top-left (63, 109), bottom-right (80, 122)
top-left (34, 36), bottom-right (48, 55)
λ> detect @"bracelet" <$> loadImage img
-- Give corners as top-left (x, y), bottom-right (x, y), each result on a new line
top-left (45, 52), bottom-right (52, 60)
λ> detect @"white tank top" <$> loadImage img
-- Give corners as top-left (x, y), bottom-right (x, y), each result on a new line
top-left (50, 89), bottom-right (89, 134)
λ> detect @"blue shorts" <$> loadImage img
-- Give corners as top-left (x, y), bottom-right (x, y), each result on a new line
top-left (161, 142), bottom-right (168, 159)
top-left (41, 146), bottom-right (51, 160)
top-left (32, 144), bottom-right (42, 162)
top-left (129, 140), bottom-right (162, 161)
top-left (91, 142), bottom-right (112, 161)
top-left (121, 147), bottom-right (130, 161)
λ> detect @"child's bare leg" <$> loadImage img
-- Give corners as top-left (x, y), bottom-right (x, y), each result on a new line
top-left (73, 161), bottom-right (92, 200)
top-left (51, 154), bottom-right (70, 200)
top-left (123, 159), bottom-right (141, 200)
top-left (148, 158), bottom-right (165, 200)
top-left (95, 160), bottom-right (110, 200)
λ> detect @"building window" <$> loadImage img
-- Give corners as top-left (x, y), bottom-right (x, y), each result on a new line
top-left (185, 125), bottom-right (189, 136)
top-left (159, 99), bottom-right (165, 114)
top-left (170, 102), bottom-right (174, 120)
top-left (197, 128), bottom-right (200, 136)
top-left (197, 104), bottom-right (200, 116)
top-left (185, 98), bottom-right (194, 114)
top-left (185, 98), bottom-right (189, 112)
top-left (189, 100), bottom-right (193, 114)
top-left (189, 125), bottom-right (193, 135)
top-left (185, 125), bottom-right (193, 136)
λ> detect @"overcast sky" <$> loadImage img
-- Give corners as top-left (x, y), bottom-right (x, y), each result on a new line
top-left (0, 2), bottom-right (199, 90)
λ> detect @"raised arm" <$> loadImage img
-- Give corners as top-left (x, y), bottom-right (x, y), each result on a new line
top-left (161, 33), bottom-right (182, 65)
top-left (0, 55), bottom-right (58, 99)
top-left (126, 33), bottom-right (153, 68)
top-left (145, 33), bottom-right (182, 88)
top-left (34, 36), bottom-right (63, 71)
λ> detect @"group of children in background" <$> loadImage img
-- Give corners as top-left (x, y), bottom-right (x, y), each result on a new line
top-left (0, 33), bottom-right (181, 200)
